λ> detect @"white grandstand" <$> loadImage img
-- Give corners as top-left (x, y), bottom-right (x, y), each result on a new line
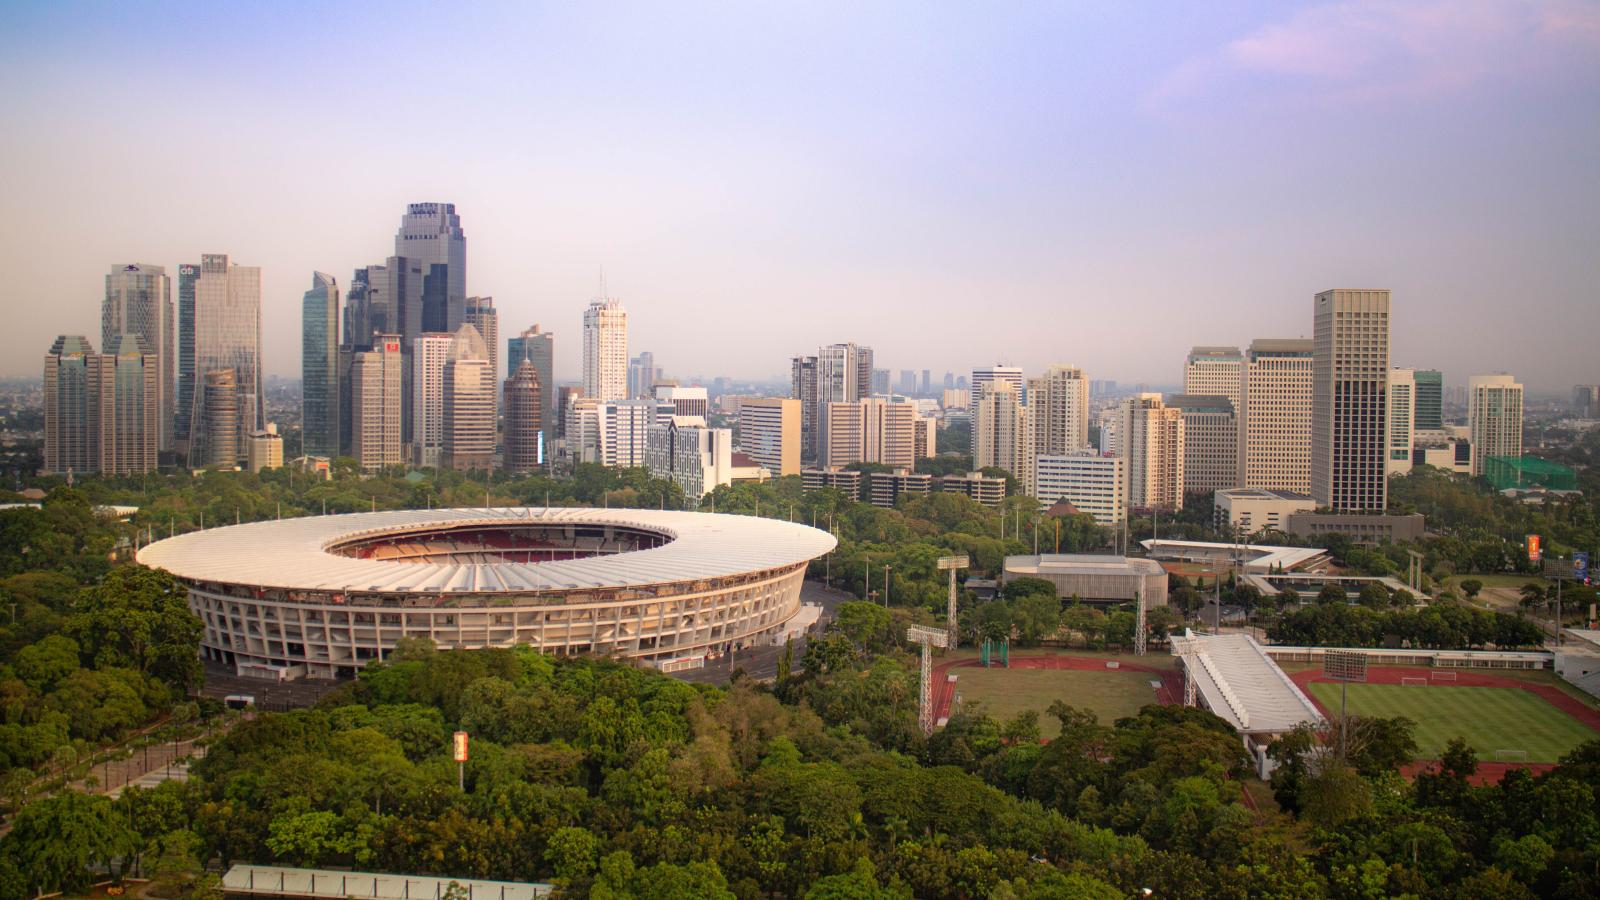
top-left (138, 508), bottom-right (836, 680)
top-left (1171, 629), bottom-right (1326, 776)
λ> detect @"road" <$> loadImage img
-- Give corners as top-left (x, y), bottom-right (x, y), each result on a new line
top-left (669, 580), bottom-right (854, 685)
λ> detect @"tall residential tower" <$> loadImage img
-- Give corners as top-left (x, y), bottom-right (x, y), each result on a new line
top-left (1311, 289), bottom-right (1390, 512)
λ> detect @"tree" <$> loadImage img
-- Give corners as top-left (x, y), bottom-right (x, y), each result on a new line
top-left (11, 634), bottom-right (80, 692)
top-left (1317, 583), bottom-right (1348, 605)
top-left (1357, 582), bottom-right (1390, 609)
top-left (1, 791), bottom-right (137, 893)
top-left (65, 565), bottom-right (203, 691)
top-left (1459, 578), bottom-right (1484, 599)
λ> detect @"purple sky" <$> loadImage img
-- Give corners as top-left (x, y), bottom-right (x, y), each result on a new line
top-left (1, 1), bottom-right (1596, 390)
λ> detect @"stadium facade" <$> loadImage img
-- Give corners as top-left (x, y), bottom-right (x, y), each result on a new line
top-left (137, 508), bottom-right (836, 680)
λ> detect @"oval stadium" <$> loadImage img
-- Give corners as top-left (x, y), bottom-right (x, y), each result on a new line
top-left (136, 507), bottom-right (837, 680)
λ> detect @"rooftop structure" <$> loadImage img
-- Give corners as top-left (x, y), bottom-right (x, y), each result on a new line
top-left (1002, 554), bottom-right (1167, 606)
top-left (1139, 539), bottom-right (1329, 574)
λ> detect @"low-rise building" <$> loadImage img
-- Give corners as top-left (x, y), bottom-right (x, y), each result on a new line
top-left (802, 467), bottom-right (863, 499)
top-left (1284, 512), bottom-right (1426, 545)
top-left (1035, 451), bottom-right (1126, 526)
top-left (940, 471), bottom-right (1006, 507)
top-left (247, 424), bottom-right (284, 473)
top-left (1001, 554), bottom-right (1167, 606)
top-left (868, 469), bottom-right (932, 508)
top-left (1214, 488), bottom-right (1317, 536)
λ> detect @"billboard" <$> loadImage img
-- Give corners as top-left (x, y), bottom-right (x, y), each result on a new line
top-left (452, 731), bottom-right (469, 762)
top-left (1576, 551), bottom-right (1591, 585)
top-left (1527, 535), bottom-right (1542, 565)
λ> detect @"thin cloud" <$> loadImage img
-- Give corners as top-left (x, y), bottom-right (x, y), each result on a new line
top-left (1152, 0), bottom-right (1600, 106)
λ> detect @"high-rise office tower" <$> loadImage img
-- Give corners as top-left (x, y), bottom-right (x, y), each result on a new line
top-left (1028, 364), bottom-right (1090, 456)
top-left (970, 365), bottom-right (1025, 457)
top-left (920, 370), bottom-right (931, 396)
top-left (412, 333), bottom-right (454, 467)
top-left (898, 370), bottom-right (917, 395)
top-left (738, 397), bottom-right (800, 476)
top-left (43, 336), bottom-right (97, 475)
top-left (1183, 346), bottom-right (1243, 413)
top-left (96, 335), bottom-right (160, 475)
top-left (444, 324), bottom-right (495, 471)
top-left (1386, 368), bottom-right (1416, 476)
top-left (1238, 338), bottom-right (1314, 492)
top-left (820, 398), bottom-right (917, 470)
top-left (1119, 393), bottom-right (1185, 510)
top-left (628, 351), bottom-right (659, 398)
top-left (871, 368), bottom-right (890, 396)
top-left (1468, 374), bottom-right (1523, 476)
top-left (508, 325), bottom-right (556, 455)
top-left (396, 202), bottom-right (466, 335)
top-left (180, 254), bottom-right (261, 466)
top-left (583, 297), bottom-right (628, 402)
top-left (200, 369), bottom-right (240, 468)
top-left (465, 295), bottom-right (498, 380)
top-left (1311, 289), bottom-right (1390, 512)
top-left (1167, 394), bottom-right (1236, 496)
top-left (975, 380), bottom-right (1033, 494)
top-left (301, 272), bottom-right (340, 458)
top-left (1575, 385), bottom-right (1600, 419)
top-left (791, 355), bottom-right (819, 461)
top-left (103, 264), bottom-right (173, 452)
top-left (802, 343), bottom-right (874, 461)
top-left (351, 335), bottom-right (404, 471)
top-left (503, 358), bottom-right (544, 474)
top-left (1414, 369), bottom-right (1443, 431)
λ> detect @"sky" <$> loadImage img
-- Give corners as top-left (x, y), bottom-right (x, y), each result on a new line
top-left (0, 1), bottom-right (1596, 391)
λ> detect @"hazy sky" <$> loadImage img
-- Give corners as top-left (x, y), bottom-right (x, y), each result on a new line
top-left (2, 1), bottom-right (1596, 390)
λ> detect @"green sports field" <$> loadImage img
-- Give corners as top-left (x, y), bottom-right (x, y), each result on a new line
top-left (1307, 682), bottom-right (1597, 762)
top-left (951, 667), bottom-right (1164, 738)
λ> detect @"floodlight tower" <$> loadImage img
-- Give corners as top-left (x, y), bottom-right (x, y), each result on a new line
top-left (937, 555), bottom-right (969, 647)
top-left (1134, 589), bottom-right (1146, 656)
top-left (1170, 631), bottom-right (1197, 706)
top-left (907, 624), bottom-right (950, 735)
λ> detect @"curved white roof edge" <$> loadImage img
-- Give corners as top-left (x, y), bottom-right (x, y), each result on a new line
top-left (137, 507), bottom-right (837, 593)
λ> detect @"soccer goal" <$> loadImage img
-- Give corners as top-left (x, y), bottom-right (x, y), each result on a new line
top-left (1431, 671), bottom-right (1458, 682)
top-left (1494, 749), bottom-right (1530, 763)
top-left (1401, 676), bottom-right (1429, 686)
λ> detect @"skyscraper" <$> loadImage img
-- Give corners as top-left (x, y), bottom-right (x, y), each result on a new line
top-left (1238, 339), bottom-right (1314, 492)
top-left (508, 325), bottom-right (556, 455)
top-left (503, 358), bottom-right (544, 474)
top-left (969, 365), bottom-right (1024, 457)
top-left (103, 264), bottom-right (173, 452)
top-left (412, 333), bottom-right (454, 467)
top-left (1311, 289), bottom-right (1390, 512)
top-left (200, 368), bottom-right (240, 468)
top-left (1028, 364), bottom-right (1090, 456)
top-left (738, 397), bottom-right (800, 476)
top-left (301, 272), bottom-right (340, 458)
top-left (396, 203), bottom-right (466, 335)
top-left (1183, 346), bottom-right (1243, 413)
top-left (443, 323), bottom-right (495, 470)
top-left (582, 297), bottom-right (628, 402)
top-left (820, 398), bottom-right (916, 470)
top-left (465, 295), bottom-right (497, 378)
top-left (96, 335), bottom-right (160, 475)
top-left (351, 335), bottom-right (404, 471)
top-left (1167, 394), bottom-right (1236, 496)
top-left (1468, 374), bottom-right (1523, 476)
top-left (1386, 368), bottom-right (1416, 476)
top-left (43, 336), bottom-right (97, 475)
top-left (1414, 369), bottom-right (1443, 431)
top-left (628, 351), bottom-right (659, 398)
top-left (182, 254), bottom-right (262, 466)
top-left (790, 355), bottom-right (818, 462)
top-left (1119, 393), bottom-right (1185, 511)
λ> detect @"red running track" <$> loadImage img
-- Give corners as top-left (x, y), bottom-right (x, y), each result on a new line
top-left (932, 656), bottom-right (1185, 724)
top-left (1290, 666), bottom-right (1600, 783)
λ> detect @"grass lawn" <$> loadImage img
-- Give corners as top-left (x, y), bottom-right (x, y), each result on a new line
top-left (951, 666), bottom-right (1165, 737)
top-left (1306, 682), bottom-right (1596, 762)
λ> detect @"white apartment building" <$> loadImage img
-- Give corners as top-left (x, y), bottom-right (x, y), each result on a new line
top-left (1184, 346), bottom-right (1243, 413)
top-left (442, 324), bottom-right (495, 471)
top-left (975, 380), bottom-right (1034, 494)
top-left (1120, 393), bottom-right (1185, 510)
top-left (1238, 338), bottom-right (1314, 492)
top-left (582, 297), bottom-right (628, 402)
top-left (1312, 289), bottom-right (1391, 512)
top-left (970, 365), bottom-right (1024, 455)
top-left (1386, 368), bottom-right (1416, 476)
top-left (1035, 451), bottom-right (1126, 526)
top-left (411, 333), bottom-right (453, 467)
top-left (654, 384), bottom-right (709, 420)
top-left (1468, 374), bottom-right (1523, 476)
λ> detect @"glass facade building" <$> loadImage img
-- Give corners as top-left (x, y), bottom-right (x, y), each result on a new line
top-left (185, 254), bottom-right (262, 465)
top-left (301, 272), bottom-right (340, 458)
top-left (103, 264), bottom-right (173, 452)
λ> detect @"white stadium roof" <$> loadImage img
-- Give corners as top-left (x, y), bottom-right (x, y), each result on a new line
top-left (1172, 630), bottom-right (1326, 735)
top-left (137, 507), bottom-right (836, 594)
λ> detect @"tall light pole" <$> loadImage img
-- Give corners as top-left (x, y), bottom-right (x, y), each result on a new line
top-left (938, 556), bottom-right (970, 648)
top-left (884, 565), bottom-right (892, 607)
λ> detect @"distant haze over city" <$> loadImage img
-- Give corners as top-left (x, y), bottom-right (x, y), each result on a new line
top-left (2, 3), bottom-right (1596, 389)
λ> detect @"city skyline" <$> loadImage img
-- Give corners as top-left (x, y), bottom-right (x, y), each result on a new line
top-left (1, 3), bottom-right (1596, 390)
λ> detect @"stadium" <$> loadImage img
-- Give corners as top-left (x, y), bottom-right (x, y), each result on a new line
top-left (136, 507), bottom-right (836, 680)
